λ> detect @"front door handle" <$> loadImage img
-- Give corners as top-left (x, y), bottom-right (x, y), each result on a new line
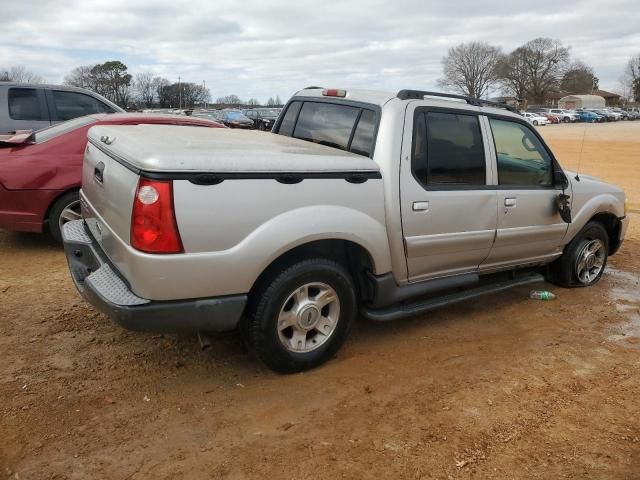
top-left (504, 197), bottom-right (517, 208)
top-left (412, 201), bottom-right (429, 212)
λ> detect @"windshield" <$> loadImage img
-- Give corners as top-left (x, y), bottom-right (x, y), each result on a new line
top-left (35, 115), bottom-right (99, 143)
top-left (225, 112), bottom-right (249, 120)
top-left (260, 109), bottom-right (279, 118)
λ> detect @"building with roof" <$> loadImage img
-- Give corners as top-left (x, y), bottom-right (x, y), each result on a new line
top-left (591, 89), bottom-right (622, 106)
top-left (558, 94), bottom-right (606, 109)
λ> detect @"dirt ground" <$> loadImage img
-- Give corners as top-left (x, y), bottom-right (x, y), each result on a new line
top-left (1, 122), bottom-right (639, 480)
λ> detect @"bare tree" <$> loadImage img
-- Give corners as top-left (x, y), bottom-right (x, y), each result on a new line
top-left (134, 72), bottom-right (156, 107)
top-left (496, 47), bottom-right (530, 101)
top-left (246, 98), bottom-right (260, 106)
top-left (561, 61), bottom-right (598, 93)
top-left (1, 65), bottom-right (45, 83)
top-left (154, 77), bottom-right (171, 107)
top-left (266, 97), bottom-right (276, 106)
top-left (497, 38), bottom-right (570, 104)
top-left (216, 94), bottom-right (242, 105)
top-left (64, 65), bottom-right (96, 90)
top-left (437, 42), bottom-right (502, 98)
top-left (624, 53), bottom-right (640, 101)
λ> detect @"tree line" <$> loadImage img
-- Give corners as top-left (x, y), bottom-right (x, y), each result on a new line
top-left (3, 48), bottom-right (639, 106)
top-left (63, 61), bottom-right (283, 109)
top-left (438, 38), bottom-right (640, 104)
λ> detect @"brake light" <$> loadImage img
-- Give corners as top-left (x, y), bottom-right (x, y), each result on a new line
top-left (322, 88), bottom-right (347, 97)
top-left (131, 178), bottom-right (183, 254)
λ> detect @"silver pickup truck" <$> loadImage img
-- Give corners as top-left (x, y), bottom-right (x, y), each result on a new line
top-left (62, 88), bottom-right (629, 372)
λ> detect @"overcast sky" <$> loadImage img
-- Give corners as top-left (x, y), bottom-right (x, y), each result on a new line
top-left (1, 0), bottom-right (638, 102)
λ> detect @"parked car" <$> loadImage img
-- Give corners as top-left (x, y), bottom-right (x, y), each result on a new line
top-left (0, 113), bottom-right (223, 241)
top-left (0, 83), bottom-right (123, 134)
top-left (548, 108), bottom-right (577, 123)
top-left (522, 112), bottom-right (549, 126)
top-left (525, 107), bottom-right (548, 114)
top-left (575, 111), bottom-right (603, 123)
top-left (588, 109), bottom-right (619, 122)
top-left (221, 111), bottom-right (254, 129)
top-left (61, 88), bottom-right (628, 373)
top-left (610, 108), bottom-right (631, 120)
top-left (539, 112), bottom-right (561, 124)
top-left (192, 111), bottom-right (224, 122)
top-left (243, 109), bottom-right (280, 131)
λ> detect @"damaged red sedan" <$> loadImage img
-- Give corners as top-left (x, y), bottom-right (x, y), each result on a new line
top-left (0, 113), bottom-right (223, 241)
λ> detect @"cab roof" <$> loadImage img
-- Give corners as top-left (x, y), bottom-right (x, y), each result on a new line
top-left (292, 87), bottom-right (521, 119)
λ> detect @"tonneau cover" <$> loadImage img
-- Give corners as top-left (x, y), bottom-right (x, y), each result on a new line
top-left (87, 124), bottom-right (379, 173)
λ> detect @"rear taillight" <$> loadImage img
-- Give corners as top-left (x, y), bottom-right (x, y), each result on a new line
top-left (131, 178), bottom-right (183, 254)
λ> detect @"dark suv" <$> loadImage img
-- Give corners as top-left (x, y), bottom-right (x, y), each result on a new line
top-left (0, 83), bottom-right (123, 134)
top-left (243, 108), bottom-right (281, 131)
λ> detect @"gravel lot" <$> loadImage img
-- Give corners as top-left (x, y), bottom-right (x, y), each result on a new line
top-left (2, 122), bottom-right (639, 479)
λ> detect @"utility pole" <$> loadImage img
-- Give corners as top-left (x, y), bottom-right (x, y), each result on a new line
top-left (202, 80), bottom-right (207, 109)
top-left (178, 76), bottom-right (182, 110)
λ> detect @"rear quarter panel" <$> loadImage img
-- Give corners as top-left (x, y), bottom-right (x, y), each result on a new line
top-left (87, 176), bottom-right (391, 301)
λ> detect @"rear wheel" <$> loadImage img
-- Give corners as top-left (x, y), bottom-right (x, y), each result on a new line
top-left (548, 221), bottom-right (609, 287)
top-left (49, 191), bottom-right (80, 243)
top-left (244, 258), bottom-right (356, 373)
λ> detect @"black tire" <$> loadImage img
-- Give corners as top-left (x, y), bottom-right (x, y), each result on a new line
top-left (244, 258), bottom-right (357, 373)
top-left (48, 191), bottom-right (80, 243)
top-left (533, 120), bottom-right (539, 126)
top-left (548, 221), bottom-right (609, 288)
top-left (563, 117), bottom-right (570, 123)
top-left (258, 122), bottom-right (265, 131)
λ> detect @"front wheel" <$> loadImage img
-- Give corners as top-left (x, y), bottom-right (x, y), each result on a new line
top-left (244, 258), bottom-right (356, 373)
top-left (548, 221), bottom-right (609, 287)
top-left (533, 120), bottom-right (539, 126)
top-left (49, 191), bottom-right (81, 242)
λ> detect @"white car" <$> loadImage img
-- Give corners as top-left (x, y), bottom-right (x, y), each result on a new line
top-left (548, 108), bottom-right (577, 123)
top-left (522, 112), bottom-right (549, 126)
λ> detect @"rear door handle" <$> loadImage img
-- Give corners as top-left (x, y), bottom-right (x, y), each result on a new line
top-left (412, 201), bottom-right (429, 212)
top-left (504, 198), bottom-right (517, 207)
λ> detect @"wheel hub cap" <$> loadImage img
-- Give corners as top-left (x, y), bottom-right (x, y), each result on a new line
top-left (576, 239), bottom-right (606, 284)
top-left (298, 305), bottom-right (321, 329)
top-left (276, 282), bottom-right (341, 353)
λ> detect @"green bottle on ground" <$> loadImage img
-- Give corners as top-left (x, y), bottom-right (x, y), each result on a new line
top-left (530, 290), bottom-right (556, 301)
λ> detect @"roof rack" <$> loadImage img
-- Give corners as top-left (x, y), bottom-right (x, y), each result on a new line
top-left (396, 90), bottom-right (518, 113)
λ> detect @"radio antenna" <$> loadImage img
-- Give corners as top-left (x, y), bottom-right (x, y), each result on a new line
top-left (575, 121), bottom-right (588, 182)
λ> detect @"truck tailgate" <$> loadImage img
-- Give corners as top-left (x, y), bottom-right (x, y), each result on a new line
top-left (81, 137), bottom-right (139, 249)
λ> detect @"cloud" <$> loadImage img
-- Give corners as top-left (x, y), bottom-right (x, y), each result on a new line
top-left (1, 0), bottom-right (638, 101)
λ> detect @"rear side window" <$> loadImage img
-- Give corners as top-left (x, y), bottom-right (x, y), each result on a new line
top-left (278, 101), bottom-right (302, 136)
top-left (412, 111), bottom-right (486, 187)
top-left (8, 88), bottom-right (43, 121)
top-left (350, 110), bottom-right (377, 157)
top-left (52, 91), bottom-right (114, 121)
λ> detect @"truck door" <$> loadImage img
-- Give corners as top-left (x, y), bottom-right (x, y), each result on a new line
top-left (400, 105), bottom-right (498, 282)
top-left (480, 116), bottom-right (568, 269)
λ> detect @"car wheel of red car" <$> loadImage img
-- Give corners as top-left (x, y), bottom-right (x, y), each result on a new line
top-left (49, 191), bottom-right (81, 243)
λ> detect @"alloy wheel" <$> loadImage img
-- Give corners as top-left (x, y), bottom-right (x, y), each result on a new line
top-left (276, 282), bottom-right (340, 353)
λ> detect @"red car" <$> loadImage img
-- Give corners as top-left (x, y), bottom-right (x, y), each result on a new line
top-left (540, 112), bottom-right (561, 124)
top-left (0, 113), bottom-right (223, 241)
